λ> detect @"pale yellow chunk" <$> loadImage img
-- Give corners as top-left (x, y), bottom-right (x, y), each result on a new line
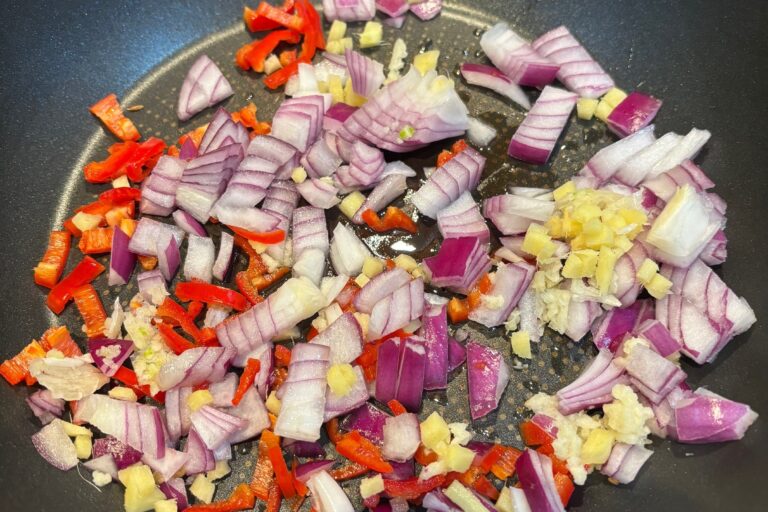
top-left (362, 256), bottom-right (386, 278)
top-left (360, 21), bottom-right (383, 48)
top-left (553, 180), bottom-right (576, 201)
top-left (266, 391), bottom-right (282, 415)
top-left (119, 464), bottom-right (166, 512)
top-left (109, 386), bottom-right (139, 402)
top-left (189, 475), bottom-right (215, 505)
top-left (446, 443), bottom-right (475, 473)
top-left (413, 50), bottom-right (440, 75)
top-left (154, 500), bottom-right (177, 512)
top-left (577, 98), bottom-right (599, 120)
top-left (328, 75), bottom-right (345, 105)
top-left (510, 331), bottom-right (532, 359)
top-left (602, 87), bottom-right (628, 107)
top-left (581, 428), bottom-right (616, 465)
top-left (327, 363), bottom-right (358, 396)
top-left (420, 411), bottom-right (451, 450)
top-left (394, 254), bottom-right (418, 272)
top-left (636, 258), bottom-right (659, 284)
top-left (75, 435), bottom-right (92, 459)
top-left (359, 474), bottom-right (385, 499)
top-left (339, 191), bottom-right (366, 219)
top-left (646, 273), bottom-right (672, 299)
top-left (354, 273), bottom-right (370, 288)
top-left (188, 390), bottom-right (214, 412)
top-left (328, 20), bottom-right (347, 42)
top-left (206, 460), bottom-right (232, 481)
top-left (291, 166), bottom-right (307, 184)
top-left (444, 481), bottom-right (490, 512)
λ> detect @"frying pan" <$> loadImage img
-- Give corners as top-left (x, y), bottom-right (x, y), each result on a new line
top-left (1, 1), bottom-right (766, 510)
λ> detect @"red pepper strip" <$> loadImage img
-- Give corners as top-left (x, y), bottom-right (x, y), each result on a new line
top-left (335, 431), bottom-right (393, 473)
top-left (325, 419), bottom-right (343, 444)
top-left (291, 459), bottom-right (309, 496)
top-left (383, 475), bottom-right (446, 500)
top-left (262, 429), bottom-right (296, 498)
top-left (490, 446), bottom-right (522, 480)
top-left (187, 300), bottom-right (204, 320)
top-left (274, 344), bottom-right (292, 368)
top-left (328, 461), bottom-right (369, 481)
top-left (175, 281), bottom-right (248, 312)
top-left (536, 443), bottom-right (555, 455)
top-left (89, 93), bottom-right (140, 141)
top-left (64, 218), bottom-right (82, 238)
top-left (479, 444), bottom-right (506, 473)
top-left (272, 367), bottom-right (288, 390)
top-left (228, 225), bottom-right (286, 245)
top-left (250, 435), bottom-right (274, 500)
top-left (235, 272), bottom-right (264, 305)
top-left (178, 123), bottom-right (208, 148)
top-left (105, 203), bottom-right (135, 227)
top-left (264, 61), bottom-right (299, 89)
top-left (0, 340), bottom-right (46, 385)
top-left (387, 399), bottom-right (407, 416)
top-left (447, 297), bottom-right (469, 323)
top-left (237, 29), bottom-right (301, 72)
top-left (466, 273), bottom-right (493, 310)
top-left (256, 1), bottom-right (305, 31)
top-left (40, 326), bottom-right (82, 356)
top-left (231, 103), bottom-right (271, 135)
top-left (75, 199), bottom-right (112, 217)
top-left (156, 297), bottom-right (204, 342)
top-left (333, 279), bottom-right (360, 310)
top-left (157, 323), bottom-right (196, 355)
top-left (243, 0), bottom-right (295, 31)
top-left (266, 481), bottom-right (282, 512)
top-left (461, 466), bottom-right (500, 501)
top-left (302, 0), bottom-right (325, 50)
top-left (34, 231), bottom-right (72, 288)
top-left (78, 227), bottom-right (113, 255)
top-left (98, 187), bottom-right (141, 205)
top-left (185, 483), bottom-right (256, 512)
top-left (138, 255), bottom-right (158, 270)
top-left (355, 339), bottom-right (383, 382)
top-left (47, 256), bottom-right (105, 314)
top-left (554, 473), bottom-right (575, 506)
top-left (72, 284), bottom-right (107, 338)
top-left (306, 326), bottom-right (318, 340)
top-left (415, 445), bottom-right (439, 466)
top-left (113, 366), bottom-right (151, 400)
top-left (232, 358), bottom-right (261, 406)
top-left (436, 139), bottom-right (470, 167)
top-left (520, 420), bottom-right (557, 447)
top-left (538, 448), bottom-right (570, 476)
top-left (361, 207), bottom-right (418, 234)
top-left (83, 137), bottom-right (166, 183)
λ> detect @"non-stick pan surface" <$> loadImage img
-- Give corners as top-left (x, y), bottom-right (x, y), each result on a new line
top-left (1, 1), bottom-right (766, 511)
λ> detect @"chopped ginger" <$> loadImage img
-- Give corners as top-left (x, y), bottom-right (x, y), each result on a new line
top-left (646, 273), bottom-right (672, 299)
top-left (360, 21), bottom-right (383, 48)
top-left (327, 363), bottom-right (357, 396)
top-left (328, 20), bottom-right (347, 42)
top-left (577, 98), bottom-right (600, 120)
top-left (413, 50), bottom-right (440, 75)
top-left (339, 191), bottom-right (366, 219)
top-left (188, 390), bottom-right (213, 412)
top-left (511, 331), bottom-right (532, 359)
top-left (580, 428), bottom-right (616, 465)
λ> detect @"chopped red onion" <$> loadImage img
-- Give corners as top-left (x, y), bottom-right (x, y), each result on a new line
top-left (179, 137), bottom-right (198, 160)
top-left (164, 386), bottom-right (191, 443)
top-left (508, 86), bottom-right (577, 164)
top-left (601, 443), bottom-right (653, 484)
top-left (466, 341), bottom-right (509, 419)
top-left (672, 388), bottom-right (758, 443)
top-left (352, 174), bottom-right (408, 224)
top-left (382, 413), bottom-right (420, 462)
top-left (157, 232), bottom-right (180, 282)
top-left (108, 226), bottom-right (136, 286)
top-left (642, 159), bottom-right (714, 203)
top-left (410, 0), bottom-right (442, 20)
top-left (448, 337), bottom-right (466, 372)
top-left (634, 319), bottom-right (681, 358)
top-left (212, 231), bottom-right (234, 281)
top-left (613, 132), bottom-right (683, 186)
top-left (142, 447), bottom-right (188, 483)
top-left (324, 364), bottom-right (370, 421)
top-left (613, 242), bottom-right (648, 308)
top-left (557, 352), bottom-right (628, 415)
top-left (382, 13), bottom-right (406, 28)
top-left (592, 303), bottom-right (642, 352)
top-left (198, 109), bottom-right (249, 155)
top-left (284, 439), bottom-right (327, 459)
top-left (345, 48), bottom-right (385, 98)
top-left (184, 426), bottom-right (216, 475)
top-left (136, 269), bottom-right (168, 305)
top-left (354, 267), bottom-right (412, 313)
top-left (483, 193), bottom-right (554, 235)
top-left (466, 117), bottom-right (497, 147)
top-left (532, 25), bottom-right (614, 98)
top-left (274, 343), bottom-right (330, 442)
top-left (307, 470), bottom-right (356, 512)
top-left (172, 209), bottom-right (208, 237)
top-left (323, 103), bottom-right (357, 133)
top-left (26, 389), bottom-right (65, 425)
top-left (420, 302), bottom-right (449, 390)
top-left (516, 449), bottom-right (566, 512)
top-left (297, 178), bottom-right (341, 209)
top-left (292, 206), bottom-right (329, 284)
top-left (207, 372), bottom-right (237, 407)
top-left (83, 454), bottom-right (119, 479)
top-left (313, 313), bottom-right (364, 365)
top-left (469, 262), bottom-right (535, 328)
top-left (155, 347), bottom-right (235, 391)
top-left (381, 161), bottom-right (417, 179)
top-left (88, 338), bottom-right (133, 377)
top-left (92, 435), bottom-right (143, 470)
top-left (302, 139), bottom-right (343, 179)
top-left (160, 478), bottom-right (189, 510)
top-left (177, 55), bottom-right (233, 121)
top-left (183, 234), bottom-right (215, 282)
top-left (412, 146), bottom-right (486, 218)
top-left (340, 67), bottom-right (469, 152)
top-left (564, 299), bottom-right (603, 342)
top-left (190, 405), bottom-right (247, 450)
top-left (75, 395), bottom-right (167, 459)
top-left (423, 490), bottom-right (462, 512)
top-left (460, 63), bottom-right (531, 110)
top-left (480, 22), bottom-right (559, 87)
top-left (31, 420), bottom-right (78, 471)
top-left (437, 191), bottom-right (489, 243)
top-left (227, 386), bottom-right (271, 443)
top-left (335, 140), bottom-right (386, 191)
top-left (607, 92), bottom-right (663, 137)
top-left (247, 136), bottom-right (299, 181)
top-left (215, 205), bottom-right (281, 233)
top-left (625, 344), bottom-right (686, 404)
top-left (368, 278), bottom-right (425, 340)
top-left (215, 156), bottom-right (278, 211)
top-left (376, 0), bottom-right (408, 17)
top-left (579, 125), bottom-right (656, 183)
top-left (700, 229), bottom-right (727, 265)
top-left (128, 217), bottom-right (185, 257)
top-left (322, 0), bottom-right (376, 21)
top-left (340, 403), bottom-right (391, 445)
top-left (271, 95), bottom-right (329, 152)
top-left (140, 156), bottom-right (186, 216)
top-left (423, 236), bottom-right (492, 294)
top-left (375, 337), bottom-right (427, 412)
top-left (295, 460), bottom-right (336, 483)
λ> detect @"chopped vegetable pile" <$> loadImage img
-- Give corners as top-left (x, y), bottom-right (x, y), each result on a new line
top-left (4, 2), bottom-right (759, 512)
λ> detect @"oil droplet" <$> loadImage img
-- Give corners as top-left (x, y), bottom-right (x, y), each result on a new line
top-left (524, 380), bottom-right (540, 393)
top-left (473, 28), bottom-right (484, 37)
top-left (462, 49), bottom-right (470, 57)
top-left (474, 50), bottom-right (484, 58)
top-left (420, 39), bottom-right (433, 52)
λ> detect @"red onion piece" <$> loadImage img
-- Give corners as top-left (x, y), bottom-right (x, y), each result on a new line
top-left (672, 388), bottom-right (758, 443)
top-left (368, 278), bottom-right (424, 340)
top-left (382, 412), bottom-right (420, 462)
top-left (480, 22), bottom-right (559, 87)
top-left (292, 206), bottom-right (329, 284)
top-left (88, 338), bottom-right (133, 377)
top-left (31, 420), bottom-right (78, 471)
top-left (376, 0), bottom-right (409, 17)
top-left (564, 299), bottom-right (603, 342)
top-left (184, 426), bottom-right (216, 475)
top-left (128, 217), bottom-right (185, 257)
top-left (352, 174), bottom-right (408, 224)
top-left (437, 191), bottom-right (490, 243)
top-left (508, 86), bottom-right (577, 164)
top-left (312, 312), bottom-right (364, 364)
top-left (382, 13), bottom-right (406, 28)
top-left (307, 470), bottom-right (356, 512)
top-left (345, 48), bottom-right (385, 98)
top-left (261, 180), bottom-right (300, 263)
top-left (601, 443), bottom-right (653, 484)
top-left (420, 302), bottom-right (449, 390)
top-left (324, 365), bottom-right (370, 421)
top-left (607, 92), bottom-right (663, 137)
top-left (532, 25), bottom-right (614, 98)
top-left (164, 386), bottom-right (191, 443)
top-left (160, 478), bottom-right (189, 510)
top-left (700, 229), bottom-right (727, 265)
top-left (297, 178), bottom-right (341, 209)
top-left (516, 449), bottom-right (566, 512)
top-left (227, 386), bottom-right (270, 443)
top-left (172, 209), bottom-right (208, 237)
top-left (215, 156), bottom-right (279, 210)
top-left (271, 95), bottom-right (328, 152)
top-left (142, 447), bottom-right (188, 483)
top-left (323, 103), bottom-right (357, 134)
top-left (467, 117), bottom-right (497, 147)
top-left (26, 389), bottom-right (65, 425)
top-left (83, 454), bottom-right (119, 479)
top-left (642, 159), bottom-right (714, 203)
top-left (155, 347), bottom-right (235, 391)
top-left (460, 63), bottom-right (531, 110)
top-left (384, 460), bottom-right (415, 481)
top-left (92, 435), bottom-right (143, 470)
top-left (466, 341), bottom-right (509, 420)
top-left (190, 405), bottom-right (248, 450)
top-left (557, 360), bottom-right (628, 415)
top-left (136, 269), bottom-right (168, 305)
top-left (179, 137), bottom-right (198, 160)
top-left (410, 0), bottom-right (442, 20)
top-left (613, 132), bottom-right (683, 186)
top-left (207, 372), bottom-right (237, 407)
top-left (592, 301), bottom-right (646, 352)
top-left (108, 226), bottom-right (136, 286)
top-left (247, 135), bottom-right (299, 180)
top-left (634, 319), bottom-right (681, 358)
top-left (375, 337), bottom-right (427, 412)
top-left (469, 262), bottom-right (535, 328)
top-left (423, 490), bottom-right (462, 512)
top-left (612, 242), bottom-right (648, 308)
top-left (295, 460), bottom-right (336, 483)
top-left (423, 236), bottom-right (492, 294)
top-left (579, 125), bottom-right (656, 183)
top-left (75, 395), bottom-right (167, 459)
top-left (382, 161), bottom-right (417, 179)
top-left (647, 128), bottom-right (711, 180)
top-left (340, 403), bottom-right (391, 445)
top-left (182, 234), bottom-right (214, 282)
top-left (483, 193), bottom-right (554, 235)
top-left (626, 343), bottom-right (686, 404)
top-left (212, 231), bottom-right (234, 281)
top-left (354, 268), bottom-right (411, 313)
top-left (322, 0), bottom-right (376, 21)
top-left (340, 67), bottom-right (469, 153)
top-left (274, 343), bottom-right (330, 442)
top-left (140, 156), bottom-right (186, 216)
top-left (177, 55), bottom-right (233, 121)
top-left (302, 139), bottom-right (343, 179)
top-left (284, 439), bottom-right (327, 459)
top-left (198, 109), bottom-right (249, 156)
top-left (447, 337), bottom-right (466, 372)
top-left (215, 205), bottom-right (281, 233)
top-left (412, 146), bottom-right (486, 218)
top-left (157, 232), bottom-right (180, 282)
top-left (335, 140), bottom-right (386, 191)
